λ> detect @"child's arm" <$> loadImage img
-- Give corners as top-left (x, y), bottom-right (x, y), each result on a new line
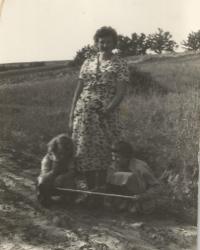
top-left (40, 154), bottom-right (53, 176)
top-left (135, 160), bottom-right (159, 187)
top-left (144, 169), bottom-right (159, 188)
top-left (106, 162), bottom-right (118, 183)
top-left (37, 155), bottom-right (56, 186)
top-left (40, 154), bottom-right (62, 177)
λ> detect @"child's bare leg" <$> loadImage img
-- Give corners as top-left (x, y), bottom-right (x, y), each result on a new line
top-left (37, 173), bottom-right (55, 207)
top-left (54, 173), bottom-right (76, 204)
top-left (96, 170), bottom-right (107, 189)
top-left (128, 201), bottom-right (140, 214)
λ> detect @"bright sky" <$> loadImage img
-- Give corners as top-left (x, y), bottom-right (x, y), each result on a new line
top-left (0, 0), bottom-right (199, 63)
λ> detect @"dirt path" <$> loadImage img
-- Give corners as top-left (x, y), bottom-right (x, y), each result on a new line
top-left (0, 149), bottom-right (197, 250)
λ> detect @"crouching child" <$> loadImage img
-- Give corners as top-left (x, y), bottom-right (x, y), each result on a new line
top-left (106, 141), bottom-right (160, 214)
top-left (37, 134), bottom-right (76, 207)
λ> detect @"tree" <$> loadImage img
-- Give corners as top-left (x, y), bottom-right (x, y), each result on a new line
top-left (182, 30), bottom-right (200, 51)
top-left (72, 45), bottom-right (97, 66)
top-left (117, 35), bottom-right (132, 56)
top-left (147, 28), bottom-right (178, 54)
top-left (130, 33), bottom-right (149, 55)
top-left (117, 33), bottom-right (149, 56)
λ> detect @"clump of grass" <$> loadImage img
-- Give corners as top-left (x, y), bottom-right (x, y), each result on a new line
top-left (134, 53), bottom-right (200, 92)
top-left (128, 66), bottom-right (169, 95)
top-left (121, 88), bottom-right (200, 177)
top-left (0, 69), bottom-right (77, 155)
top-left (0, 71), bottom-right (77, 106)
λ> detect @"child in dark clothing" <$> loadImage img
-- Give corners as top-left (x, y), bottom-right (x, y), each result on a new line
top-left (106, 141), bottom-right (159, 213)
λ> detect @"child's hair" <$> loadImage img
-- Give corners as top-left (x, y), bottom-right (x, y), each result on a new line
top-left (47, 134), bottom-right (74, 160)
top-left (111, 141), bottom-right (133, 159)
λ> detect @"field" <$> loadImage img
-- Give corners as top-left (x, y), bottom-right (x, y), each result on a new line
top-left (0, 52), bottom-right (198, 249)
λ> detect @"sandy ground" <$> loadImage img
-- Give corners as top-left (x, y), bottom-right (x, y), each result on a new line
top-left (0, 148), bottom-right (197, 250)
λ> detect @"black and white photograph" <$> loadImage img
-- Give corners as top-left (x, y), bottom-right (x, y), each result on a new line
top-left (0, 0), bottom-right (198, 249)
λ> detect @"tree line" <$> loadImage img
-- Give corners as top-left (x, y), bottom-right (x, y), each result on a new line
top-left (72, 28), bottom-right (200, 66)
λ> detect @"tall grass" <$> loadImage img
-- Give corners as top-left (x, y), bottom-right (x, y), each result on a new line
top-left (132, 53), bottom-right (200, 92)
top-left (0, 70), bottom-right (77, 155)
top-left (121, 89), bottom-right (200, 176)
top-left (0, 53), bottom-right (199, 179)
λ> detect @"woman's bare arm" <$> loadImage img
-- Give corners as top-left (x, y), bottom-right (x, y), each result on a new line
top-left (69, 79), bottom-right (84, 131)
top-left (70, 80), bottom-right (84, 118)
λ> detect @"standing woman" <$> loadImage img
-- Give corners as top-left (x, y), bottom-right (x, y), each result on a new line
top-left (69, 26), bottom-right (129, 190)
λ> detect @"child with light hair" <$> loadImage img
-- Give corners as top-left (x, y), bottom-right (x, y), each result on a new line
top-left (37, 134), bottom-right (76, 207)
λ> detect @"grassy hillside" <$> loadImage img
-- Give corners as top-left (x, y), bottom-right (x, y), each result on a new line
top-left (128, 52), bottom-right (200, 92)
top-left (125, 53), bottom-right (200, 169)
top-left (0, 53), bottom-right (199, 193)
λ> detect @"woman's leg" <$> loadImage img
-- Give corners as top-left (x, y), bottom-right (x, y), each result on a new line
top-left (84, 170), bottom-right (107, 190)
top-left (97, 170), bottom-right (107, 188)
top-left (74, 172), bottom-right (89, 204)
top-left (85, 171), bottom-right (96, 190)
top-left (54, 173), bottom-right (77, 205)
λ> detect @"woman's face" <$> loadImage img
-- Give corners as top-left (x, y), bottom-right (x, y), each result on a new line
top-left (97, 36), bottom-right (115, 53)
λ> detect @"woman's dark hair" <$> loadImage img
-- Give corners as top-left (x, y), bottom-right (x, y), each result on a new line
top-left (112, 141), bottom-right (133, 159)
top-left (94, 26), bottom-right (118, 47)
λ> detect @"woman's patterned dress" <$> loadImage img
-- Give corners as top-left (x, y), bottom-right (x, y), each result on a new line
top-left (72, 53), bottom-right (129, 172)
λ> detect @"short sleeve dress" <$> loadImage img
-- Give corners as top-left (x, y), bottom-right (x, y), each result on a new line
top-left (72, 53), bottom-right (129, 172)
